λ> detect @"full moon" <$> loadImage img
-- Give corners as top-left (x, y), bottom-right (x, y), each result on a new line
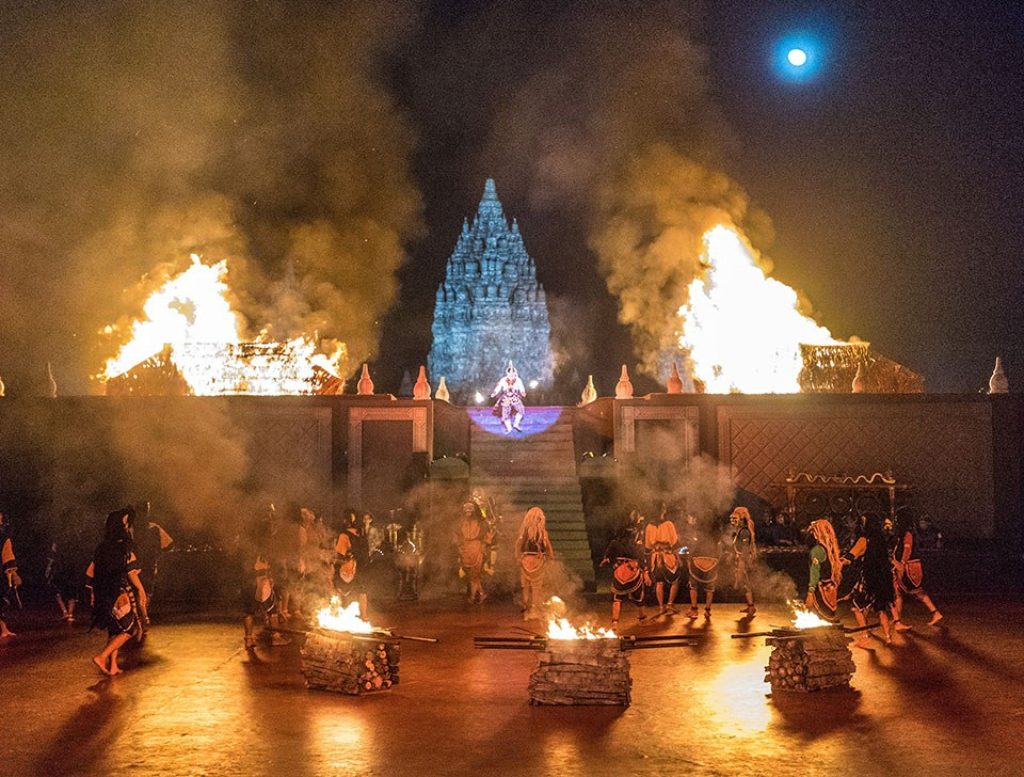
top-left (787, 48), bottom-right (808, 67)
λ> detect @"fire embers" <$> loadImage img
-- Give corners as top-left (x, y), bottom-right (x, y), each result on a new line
top-left (300, 631), bottom-right (401, 695)
top-left (529, 641), bottom-right (631, 706)
top-left (765, 628), bottom-right (855, 693)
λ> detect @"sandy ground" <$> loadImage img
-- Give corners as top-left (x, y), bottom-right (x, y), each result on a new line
top-left (3, 596), bottom-right (1024, 777)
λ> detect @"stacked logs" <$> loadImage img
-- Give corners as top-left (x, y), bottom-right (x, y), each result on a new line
top-left (301, 629), bottom-right (401, 695)
top-left (765, 627), bottom-right (855, 692)
top-left (529, 640), bottom-right (631, 706)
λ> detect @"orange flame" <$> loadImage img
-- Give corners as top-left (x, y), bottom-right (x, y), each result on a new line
top-left (789, 601), bottom-right (833, 629)
top-left (678, 225), bottom-right (839, 393)
top-left (100, 255), bottom-right (344, 395)
top-left (315, 596), bottom-right (378, 634)
top-left (546, 618), bottom-right (618, 640)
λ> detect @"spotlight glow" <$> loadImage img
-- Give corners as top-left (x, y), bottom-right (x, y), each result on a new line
top-left (787, 48), bottom-right (807, 67)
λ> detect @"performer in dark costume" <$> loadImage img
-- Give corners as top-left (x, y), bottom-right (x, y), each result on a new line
top-left (491, 361), bottom-right (526, 434)
top-left (0, 511), bottom-right (21, 638)
top-left (133, 502), bottom-right (175, 606)
top-left (644, 504), bottom-right (682, 616)
top-left (600, 514), bottom-right (648, 626)
top-left (334, 512), bottom-right (370, 619)
top-left (804, 519), bottom-right (843, 623)
top-left (728, 507), bottom-right (757, 617)
top-left (891, 508), bottom-right (943, 629)
top-left (686, 513), bottom-right (721, 620)
top-left (457, 501), bottom-right (493, 603)
top-left (85, 509), bottom-right (148, 675)
top-left (45, 519), bottom-right (87, 623)
top-left (843, 514), bottom-right (895, 647)
top-left (471, 488), bottom-right (501, 576)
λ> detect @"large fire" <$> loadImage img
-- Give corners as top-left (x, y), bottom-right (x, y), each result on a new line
top-left (316, 596), bottom-right (377, 634)
top-left (679, 225), bottom-right (840, 393)
top-left (546, 618), bottom-right (618, 641)
top-left (100, 255), bottom-right (344, 395)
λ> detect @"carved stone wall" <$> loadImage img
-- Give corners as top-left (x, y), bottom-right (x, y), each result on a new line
top-left (716, 401), bottom-right (995, 537)
top-left (246, 406), bottom-right (334, 521)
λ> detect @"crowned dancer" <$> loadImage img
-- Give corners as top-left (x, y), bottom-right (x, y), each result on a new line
top-left (491, 361), bottom-right (526, 434)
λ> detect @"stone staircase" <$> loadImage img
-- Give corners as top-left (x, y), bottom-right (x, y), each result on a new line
top-left (468, 406), bottom-right (594, 588)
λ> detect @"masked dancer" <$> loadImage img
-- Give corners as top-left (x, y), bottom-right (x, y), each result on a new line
top-left (491, 361), bottom-right (527, 434)
top-left (645, 504), bottom-right (682, 616)
top-left (515, 507), bottom-right (553, 619)
top-left (686, 513), bottom-right (721, 620)
top-left (85, 509), bottom-right (148, 675)
top-left (843, 514), bottom-right (895, 646)
top-left (804, 519), bottom-right (843, 623)
top-left (457, 501), bottom-right (493, 603)
top-left (334, 511), bottom-right (370, 619)
top-left (891, 508), bottom-right (943, 629)
top-left (601, 513), bottom-right (648, 626)
top-left (729, 507), bottom-right (757, 617)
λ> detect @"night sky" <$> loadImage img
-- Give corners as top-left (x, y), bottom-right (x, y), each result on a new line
top-left (1, 1), bottom-right (1021, 395)
top-left (383, 0), bottom-right (1024, 394)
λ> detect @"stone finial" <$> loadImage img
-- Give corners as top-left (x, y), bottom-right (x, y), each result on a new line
top-left (666, 362), bottom-right (683, 394)
top-left (45, 362), bottom-right (57, 398)
top-left (357, 364), bottom-right (375, 396)
top-left (435, 376), bottom-right (450, 403)
top-left (413, 365), bottom-right (431, 400)
top-left (851, 363), bottom-right (866, 393)
top-left (989, 357), bottom-right (1009, 394)
top-left (580, 374), bottom-right (597, 406)
top-left (615, 365), bottom-right (634, 399)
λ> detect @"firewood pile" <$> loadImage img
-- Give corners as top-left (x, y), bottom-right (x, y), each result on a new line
top-left (765, 627), bottom-right (855, 692)
top-left (300, 629), bottom-right (401, 695)
top-left (528, 640), bottom-right (631, 706)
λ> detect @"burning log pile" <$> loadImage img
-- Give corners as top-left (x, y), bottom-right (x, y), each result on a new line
top-left (733, 610), bottom-right (870, 693)
top-left (763, 628), bottom-right (855, 693)
top-left (301, 630), bottom-right (401, 695)
top-left (529, 639), bottom-right (631, 706)
top-left (475, 621), bottom-right (699, 707)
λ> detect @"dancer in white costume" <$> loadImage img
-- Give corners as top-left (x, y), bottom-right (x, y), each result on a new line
top-left (490, 361), bottom-right (526, 434)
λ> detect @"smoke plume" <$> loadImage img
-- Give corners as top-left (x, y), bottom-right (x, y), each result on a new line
top-left (458, 2), bottom-right (776, 377)
top-left (0, 1), bottom-right (422, 394)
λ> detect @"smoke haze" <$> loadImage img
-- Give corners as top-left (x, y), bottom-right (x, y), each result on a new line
top-left (0, 0), bottom-right (423, 395)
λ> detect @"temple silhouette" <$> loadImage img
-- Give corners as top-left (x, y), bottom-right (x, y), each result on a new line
top-left (428, 179), bottom-right (553, 400)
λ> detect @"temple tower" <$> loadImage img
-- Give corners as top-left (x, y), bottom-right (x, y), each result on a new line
top-left (428, 179), bottom-right (553, 400)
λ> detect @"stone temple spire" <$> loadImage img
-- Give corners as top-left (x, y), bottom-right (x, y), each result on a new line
top-left (428, 179), bottom-right (554, 399)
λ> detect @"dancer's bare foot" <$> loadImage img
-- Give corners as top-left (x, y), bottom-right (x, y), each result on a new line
top-left (928, 611), bottom-right (944, 626)
top-left (0, 628), bottom-right (15, 639)
top-left (109, 665), bottom-right (123, 676)
top-left (92, 656), bottom-right (112, 675)
top-left (894, 621), bottom-right (912, 632)
top-left (853, 636), bottom-right (873, 650)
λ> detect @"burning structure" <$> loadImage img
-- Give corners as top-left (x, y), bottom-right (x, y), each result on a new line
top-left (427, 179), bottom-right (554, 400)
top-left (677, 226), bottom-right (920, 394)
top-left (100, 256), bottom-right (345, 396)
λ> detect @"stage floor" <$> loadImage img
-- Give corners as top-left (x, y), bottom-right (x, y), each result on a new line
top-left (3, 597), bottom-right (1024, 776)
